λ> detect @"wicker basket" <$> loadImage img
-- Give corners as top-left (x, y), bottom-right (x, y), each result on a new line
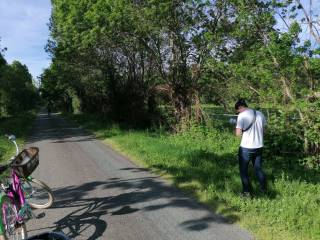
top-left (12, 147), bottom-right (39, 178)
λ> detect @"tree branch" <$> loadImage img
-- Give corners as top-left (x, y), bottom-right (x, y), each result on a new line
top-left (296, 0), bottom-right (320, 44)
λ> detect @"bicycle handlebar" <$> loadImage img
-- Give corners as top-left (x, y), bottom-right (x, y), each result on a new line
top-left (0, 134), bottom-right (20, 174)
top-left (4, 134), bottom-right (19, 157)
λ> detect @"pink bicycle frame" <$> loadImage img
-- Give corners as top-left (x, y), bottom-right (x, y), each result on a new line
top-left (5, 169), bottom-right (27, 222)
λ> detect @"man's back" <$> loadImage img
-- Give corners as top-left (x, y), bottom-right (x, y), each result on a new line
top-left (236, 109), bottom-right (266, 149)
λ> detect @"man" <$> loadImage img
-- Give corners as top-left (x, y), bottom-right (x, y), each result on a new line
top-left (235, 99), bottom-right (267, 196)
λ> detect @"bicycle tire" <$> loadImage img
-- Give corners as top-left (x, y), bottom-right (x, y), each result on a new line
top-left (4, 224), bottom-right (27, 240)
top-left (22, 178), bottom-right (54, 209)
top-left (0, 197), bottom-right (27, 240)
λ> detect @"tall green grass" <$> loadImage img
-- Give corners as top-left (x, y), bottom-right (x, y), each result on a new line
top-left (69, 113), bottom-right (320, 240)
top-left (0, 113), bottom-right (36, 162)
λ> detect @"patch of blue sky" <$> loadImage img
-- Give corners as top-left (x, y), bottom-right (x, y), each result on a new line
top-left (275, 0), bottom-right (320, 48)
top-left (0, 0), bottom-right (51, 80)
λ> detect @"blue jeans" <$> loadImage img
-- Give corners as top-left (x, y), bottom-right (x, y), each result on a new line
top-left (238, 147), bottom-right (266, 193)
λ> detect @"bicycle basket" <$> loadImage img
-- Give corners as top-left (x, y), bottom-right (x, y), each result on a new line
top-left (12, 147), bottom-right (39, 178)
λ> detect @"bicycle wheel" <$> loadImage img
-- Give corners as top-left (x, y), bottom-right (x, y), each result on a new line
top-left (1, 197), bottom-right (27, 240)
top-left (22, 178), bottom-right (54, 209)
top-left (4, 224), bottom-right (27, 240)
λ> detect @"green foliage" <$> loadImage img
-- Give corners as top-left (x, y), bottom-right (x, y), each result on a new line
top-left (47, 0), bottom-right (278, 124)
top-left (264, 110), bottom-right (302, 156)
top-left (262, 98), bottom-right (320, 169)
top-left (45, 0), bottom-right (320, 163)
top-left (0, 51), bottom-right (39, 116)
top-left (0, 113), bottom-right (36, 162)
top-left (39, 66), bottom-right (75, 113)
top-left (298, 99), bottom-right (320, 168)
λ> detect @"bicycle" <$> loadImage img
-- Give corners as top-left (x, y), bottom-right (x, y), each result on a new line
top-left (0, 150), bottom-right (33, 239)
top-left (0, 135), bottom-right (54, 240)
top-left (6, 135), bottom-right (54, 210)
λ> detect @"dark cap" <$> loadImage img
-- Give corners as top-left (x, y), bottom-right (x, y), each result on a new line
top-left (235, 99), bottom-right (248, 110)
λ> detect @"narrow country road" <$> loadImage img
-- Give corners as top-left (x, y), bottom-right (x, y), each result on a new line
top-left (26, 112), bottom-right (253, 240)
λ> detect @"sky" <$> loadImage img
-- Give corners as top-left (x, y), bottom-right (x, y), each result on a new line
top-left (0, 0), bottom-right (51, 80)
top-left (275, 0), bottom-right (320, 49)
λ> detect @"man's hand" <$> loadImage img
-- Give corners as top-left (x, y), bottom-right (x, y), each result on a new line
top-left (229, 118), bottom-right (237, 125)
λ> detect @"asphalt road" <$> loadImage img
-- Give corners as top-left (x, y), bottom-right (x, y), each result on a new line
top-left (26, 112), bottom-right (253, 240)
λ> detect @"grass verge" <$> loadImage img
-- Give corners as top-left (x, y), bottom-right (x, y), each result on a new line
top-left (68, 113), bottom-right (320, 240)
top-left (0, 112), bottom-right (37, 162)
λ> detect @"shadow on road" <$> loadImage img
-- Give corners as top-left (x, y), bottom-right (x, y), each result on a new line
top-left (47, 173), bottom-right (237, 239)
top-left (27, 113), bottom-right (96, 144)
top-left (27, 111), bottom-right (246, 239)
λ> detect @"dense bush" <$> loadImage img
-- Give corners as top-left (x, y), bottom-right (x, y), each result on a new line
top-left (264, 111), bottom-right (303, 157)
top-left (254, 102), bottom-right (320, 169)
top-left (299, 99), bottom-right (320, 168)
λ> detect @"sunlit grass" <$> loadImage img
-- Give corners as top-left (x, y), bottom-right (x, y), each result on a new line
top-left (0, 113), bottom-right (36, 162)
top-left (69, 113), bottom-right (320, 240)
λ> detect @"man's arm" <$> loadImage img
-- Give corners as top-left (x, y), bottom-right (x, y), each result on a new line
top-left (235, 128), bottom-right (242, 137)
top-left (235, 114), bottom-right (243, 137)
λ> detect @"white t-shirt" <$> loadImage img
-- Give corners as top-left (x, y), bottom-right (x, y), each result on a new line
top-left (236, 109), bottom-right (267, 149)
